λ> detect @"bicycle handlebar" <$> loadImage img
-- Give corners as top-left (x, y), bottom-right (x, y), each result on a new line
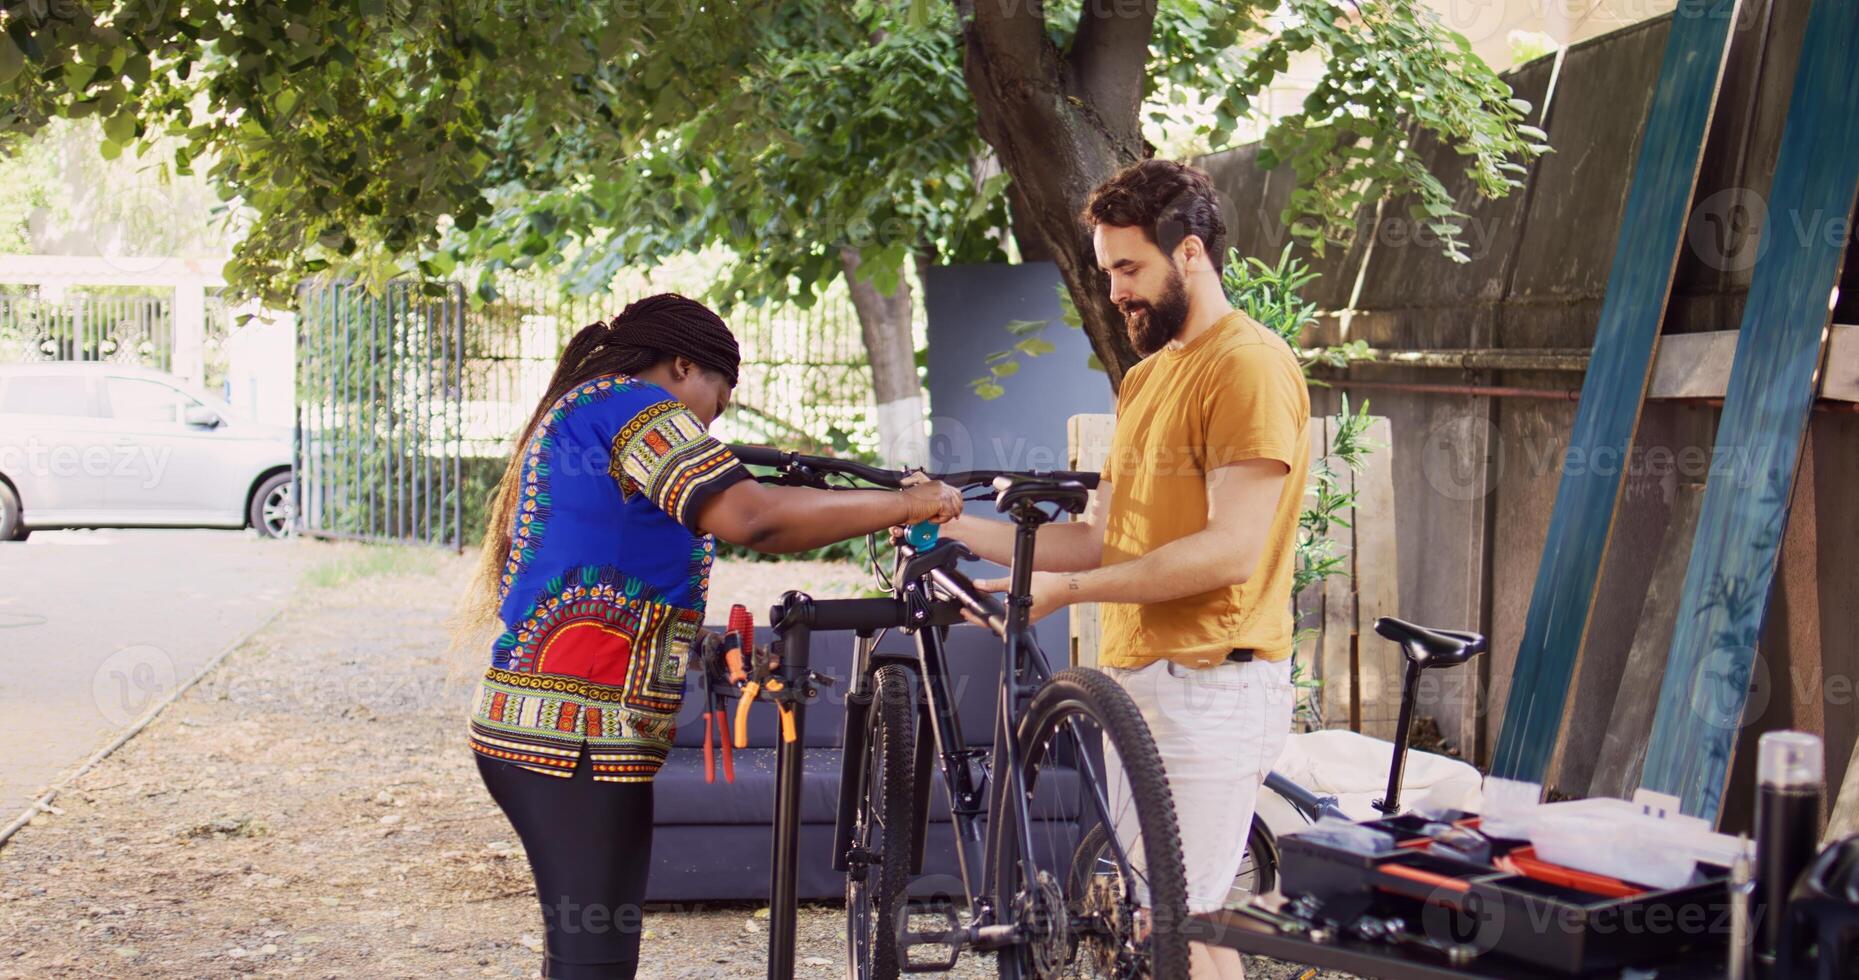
top-left (728, 444), bottom-right (1100, 491)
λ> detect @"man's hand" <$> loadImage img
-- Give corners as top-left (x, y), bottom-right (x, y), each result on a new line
top-left (971, 571), bottom-right (1079, 624)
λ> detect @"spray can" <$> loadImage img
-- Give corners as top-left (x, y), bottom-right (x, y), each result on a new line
top-left (1754, 731), bottom-right (1822, 971)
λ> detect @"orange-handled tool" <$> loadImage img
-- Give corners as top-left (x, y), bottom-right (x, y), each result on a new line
top-left (734, 680), bottom-right (760, 749)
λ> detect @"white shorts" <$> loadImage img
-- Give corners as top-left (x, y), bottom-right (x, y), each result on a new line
top-left (1099, 656), bottom-right (1296, 914)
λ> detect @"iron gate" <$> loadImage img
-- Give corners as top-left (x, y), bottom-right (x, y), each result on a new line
top-left (0, 288), bottom-right (237, 391)
top-left (294, 280), bottom-right (466, 549)
top-left (294, 277), bottom-right (881, 550)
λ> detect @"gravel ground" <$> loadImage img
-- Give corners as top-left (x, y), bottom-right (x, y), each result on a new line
top-left (0, 541), bottom-right (1347, 979)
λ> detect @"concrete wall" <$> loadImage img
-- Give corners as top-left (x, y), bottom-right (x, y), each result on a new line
top-left (1198, 0), bottom-right (1857, 823)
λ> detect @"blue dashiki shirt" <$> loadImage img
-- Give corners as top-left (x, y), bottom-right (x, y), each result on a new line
top-left (467, 373), bottom-right (750, 782)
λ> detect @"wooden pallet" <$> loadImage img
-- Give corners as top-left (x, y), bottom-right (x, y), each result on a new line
top-left (1639, 0), bottom-right (1859, 822)
top-left (1489, 0), bottom-right (1746, 783)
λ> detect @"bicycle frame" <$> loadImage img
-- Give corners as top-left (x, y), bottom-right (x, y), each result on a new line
top-left (762, 505), bottom-right (1136, 979)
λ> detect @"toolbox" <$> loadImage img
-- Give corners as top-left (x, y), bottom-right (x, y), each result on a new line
top-left (1278, 814), bottom-right (1733, 974)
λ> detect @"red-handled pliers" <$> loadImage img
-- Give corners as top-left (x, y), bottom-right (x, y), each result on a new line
top-left (702, 671), bottom-right (735, 783)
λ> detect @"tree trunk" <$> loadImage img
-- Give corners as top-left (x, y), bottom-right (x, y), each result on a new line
top-left (840, 245), bottom-right (927, 467)
top-left (957, 0), bottom-right (1155, 391)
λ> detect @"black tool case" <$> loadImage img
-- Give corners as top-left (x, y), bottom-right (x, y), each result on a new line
top-left (1278, 816), bottom-right (1732, 974)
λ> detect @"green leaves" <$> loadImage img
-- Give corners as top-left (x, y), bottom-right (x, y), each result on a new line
top-left (0, 35), bottom-right (23, 87)
top-left (1194, 0), bottom-right (1545, 265)
top-left (1221, 243), bottom-right (1321, 345)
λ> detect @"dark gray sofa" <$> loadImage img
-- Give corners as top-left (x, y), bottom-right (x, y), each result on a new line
top-left (648, 625), bottom-right (1086, 902)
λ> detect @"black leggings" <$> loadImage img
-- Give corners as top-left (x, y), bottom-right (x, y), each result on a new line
top-left (476, 744), bottom-right (655, 979)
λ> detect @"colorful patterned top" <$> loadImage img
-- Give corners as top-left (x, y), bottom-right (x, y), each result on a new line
top-left (467, 373), bottom-right (750, 782)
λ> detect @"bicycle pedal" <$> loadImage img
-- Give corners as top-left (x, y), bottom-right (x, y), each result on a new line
top-left (898, 899), bottom-right (962, 973)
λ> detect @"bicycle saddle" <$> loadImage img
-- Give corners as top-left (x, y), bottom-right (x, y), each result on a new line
top-left (1373, 616), bottom-right (1487, 669)
top-left (992, 474), bottom-right (1091, 515)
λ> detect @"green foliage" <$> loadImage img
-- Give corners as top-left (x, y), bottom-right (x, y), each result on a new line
top-left (3, 0), bottom-right (1541, 320)
top-left (1223, 0), bottom-right (1549, 262)
top-left (1218, 248), bottom-right (1380, 729)
top-left (1220, 244), bottom-right (1372, 385)
top-left (456, 3), bottom-right (1006, 311)
top-left (1222, 244), bottom-right (1321, 345)
top-left (0, 0), bottom-right (774, 306)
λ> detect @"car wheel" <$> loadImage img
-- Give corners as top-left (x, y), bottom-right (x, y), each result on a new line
top-left (0, 482), bottom-right (25, 542)
top-left (249, 472), bottom-right (296, 539)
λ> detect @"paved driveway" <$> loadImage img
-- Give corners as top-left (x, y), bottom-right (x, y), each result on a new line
top-left (0, 529), bottom-right (313, 818)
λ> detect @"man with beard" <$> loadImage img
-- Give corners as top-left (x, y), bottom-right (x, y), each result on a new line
top-left (950, 159), bottom-right (1308, 979)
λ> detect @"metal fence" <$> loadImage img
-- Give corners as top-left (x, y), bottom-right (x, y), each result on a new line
top-left (294, 281), bottom-right (466, 549)
top-left (465, 280), bottom-right (876, 458)
top-left (295, 277), bottom-right (877, 549)
top-left (0, 286), bottom-right (236, 391)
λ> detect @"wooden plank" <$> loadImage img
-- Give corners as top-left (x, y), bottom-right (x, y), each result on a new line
top-left (1293, 417), bottom-right (1328, 731)
top-left (1641, 0), bottom-right (1859, 821)
top-left (1829, 728), bottom-right (1859, 845)
top-left (1641, 326), bottom-right (1859, 401)
top-left (1317, 417), bottom-right (1356, 730)
top-left (1067, 413), bottom-right (1115, 670)
top-left (1818, 324), bottom-right (1859, 402)
top-left (1352, 416), bottom-right (1403, 740)
top-left (1489, 0), bottom-right (1744, 783)
top-left (1648, 331), bottom-right (1739, 399)
top-left (1587, 481), bottom-right (1707, 800)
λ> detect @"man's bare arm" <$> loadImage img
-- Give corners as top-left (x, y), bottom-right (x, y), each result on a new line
top-left (942, 479), bottom-right (1111, 572)
top-left (973, 461), bottom-right (1288, 618)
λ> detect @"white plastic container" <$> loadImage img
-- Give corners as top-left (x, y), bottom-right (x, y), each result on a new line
top-left (1526, 797), bottom-right (1741, 889)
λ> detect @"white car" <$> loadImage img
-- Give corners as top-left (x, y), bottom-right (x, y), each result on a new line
top-left (0, 363), bottom-right (295, 541)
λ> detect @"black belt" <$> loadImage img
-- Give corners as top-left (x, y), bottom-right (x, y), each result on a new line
top-left (1225, 648), bottom-right (1255, 663)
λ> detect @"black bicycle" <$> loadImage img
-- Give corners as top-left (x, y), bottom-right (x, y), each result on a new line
top-left (727, 446), bottom-right (1192, 980)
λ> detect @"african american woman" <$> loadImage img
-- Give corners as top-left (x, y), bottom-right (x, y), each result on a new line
top-left (455, 294), bottom-right (961, 979)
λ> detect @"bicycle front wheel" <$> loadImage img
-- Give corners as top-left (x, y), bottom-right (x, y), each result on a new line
top-left (846, 664), bottom-right (917, 980)
top-left (993, 667), bottom-right (1190, 979)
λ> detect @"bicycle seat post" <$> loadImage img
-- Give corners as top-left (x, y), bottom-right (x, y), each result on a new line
top-left (1369, 617), bottom-right (1488, 816)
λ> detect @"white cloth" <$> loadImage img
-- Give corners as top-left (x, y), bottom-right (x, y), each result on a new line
top-left (1269, 729), bottom-right (1483, 822)
top-left (1100, 656), bottom-right (1295, 913)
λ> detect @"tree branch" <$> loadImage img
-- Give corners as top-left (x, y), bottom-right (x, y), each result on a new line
top-left (965, 0), bottom-right (1056, 88)
top-left (1068, 0), bottom-right (1157, 139)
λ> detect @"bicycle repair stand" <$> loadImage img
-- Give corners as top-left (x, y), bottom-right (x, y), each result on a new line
top-left (758, 589), bottom-right (908, 980)
top-left (756, 557), bottom-right (1013, 978)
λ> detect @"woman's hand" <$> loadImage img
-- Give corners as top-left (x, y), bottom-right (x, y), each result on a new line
top-left (899, 472), bottom-right (963, 524)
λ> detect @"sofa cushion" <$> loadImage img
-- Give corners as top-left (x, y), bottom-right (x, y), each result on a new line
top-left (655, 747), bottom-right (845, 825)
top-left (654, 745), bottom-right (1087, 826)
top-left (648, 818), bottom-right (1088, 903)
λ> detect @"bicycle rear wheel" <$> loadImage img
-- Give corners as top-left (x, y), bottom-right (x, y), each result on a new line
top-left (846, 664), bottom-right (917, 980)
top-left (993, 667), bottom-right (1189, 979)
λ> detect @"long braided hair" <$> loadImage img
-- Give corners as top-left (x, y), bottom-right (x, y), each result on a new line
top-left (452, 293), bottom-right (741, 642)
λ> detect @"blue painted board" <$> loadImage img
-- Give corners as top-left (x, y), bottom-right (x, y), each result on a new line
top-left (1490, 0), bottom-right (1745, 782)
top-left (1640, 0), bottom-right (1859, 822)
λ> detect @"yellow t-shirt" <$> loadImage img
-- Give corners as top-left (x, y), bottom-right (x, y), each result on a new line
top-left (1098, 310), bottom-right (1310, 668)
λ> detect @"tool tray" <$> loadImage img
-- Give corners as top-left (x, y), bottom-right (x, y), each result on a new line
top-left (1279, 814), bottom-right (1731, 975)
